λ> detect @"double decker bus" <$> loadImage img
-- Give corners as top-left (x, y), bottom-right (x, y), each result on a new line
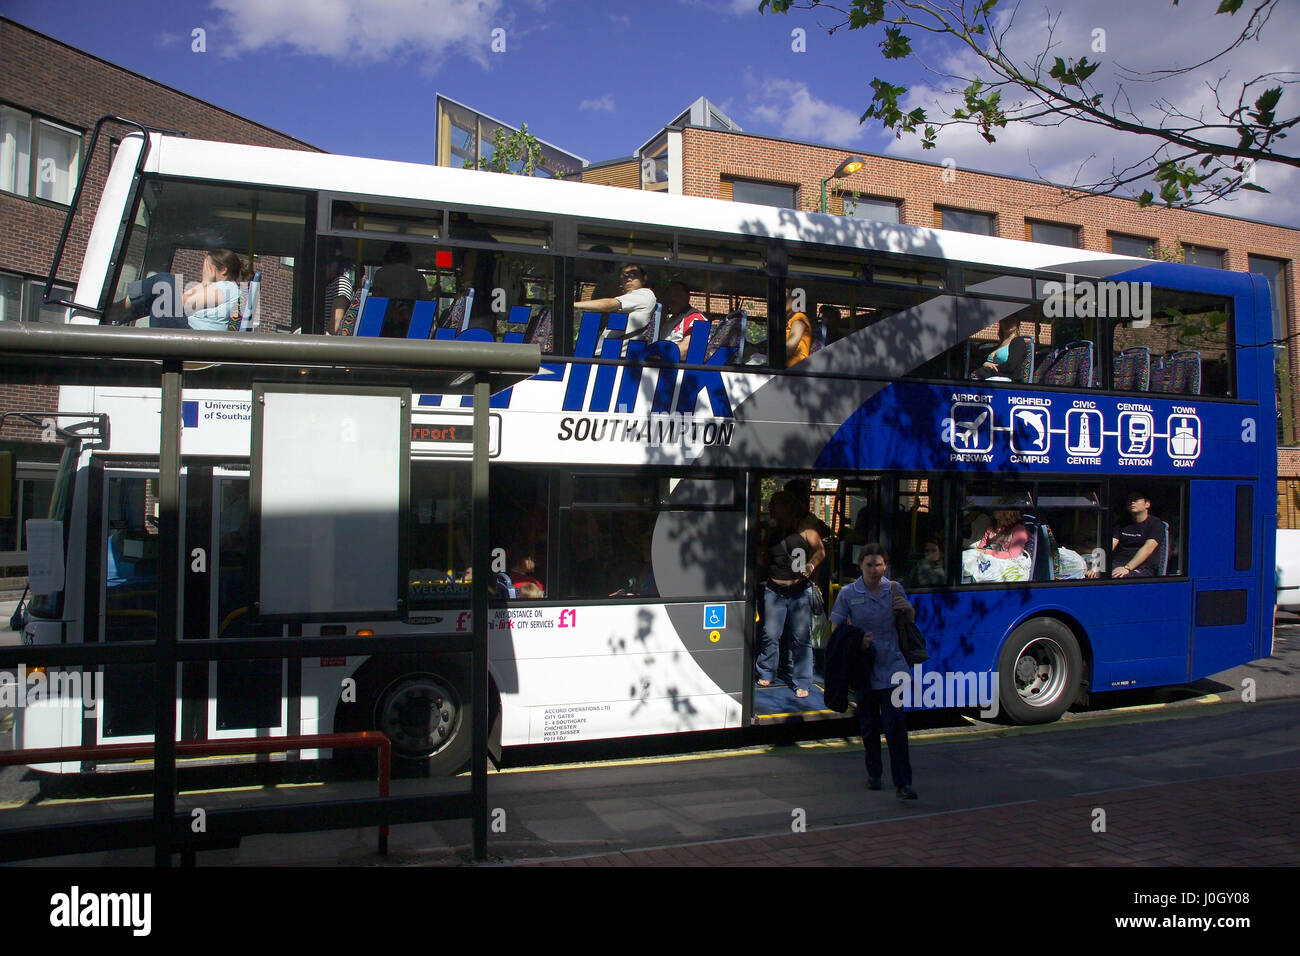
top-left (16, 130), bottom-right (1277, 774)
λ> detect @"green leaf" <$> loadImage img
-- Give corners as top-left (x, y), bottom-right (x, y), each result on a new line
top-left (881, 25), bottom-right (913, 59)
top-left (1216, 0), bottom-right (1243, 12)
top-left (1240, 182), bottom-right (1269, 192)
top-left (1138, 190), bottom-right (1155, 207)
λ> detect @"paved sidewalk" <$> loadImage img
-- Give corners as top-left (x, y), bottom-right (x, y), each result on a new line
top-left (519, 767), bottom-right (1300, 867)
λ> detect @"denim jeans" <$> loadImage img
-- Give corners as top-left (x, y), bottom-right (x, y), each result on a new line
top-left (758, 585), bottom-right (813, 690)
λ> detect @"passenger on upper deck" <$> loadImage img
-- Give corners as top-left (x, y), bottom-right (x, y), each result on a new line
top-left (970, 317), bottom-right (1028, 381)
top-left (574, 262), bottom-right (658, 355)
top-left (663, 281), bottom-right (706, 345)
top-left (184, 249), bottom-right (246, 332)
top-left (324, 245), bottom-right (356, 335)
top-left (371, 242), bottom-right (429, 337)
top-left (784, 290), bottom-right (812, 367)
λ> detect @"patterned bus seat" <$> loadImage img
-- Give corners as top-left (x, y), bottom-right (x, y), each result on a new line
top-left (1168, 350), bottom-right (1202, 395)
top-left (1113, 345), bottom-right (1151, 391)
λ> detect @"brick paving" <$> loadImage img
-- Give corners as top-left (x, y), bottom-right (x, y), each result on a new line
top-left (518, 767), bottom-right (1300, 867)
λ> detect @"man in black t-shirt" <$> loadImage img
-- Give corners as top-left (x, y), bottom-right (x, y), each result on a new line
top-left (1109, 491), bottom-right (1163, 578)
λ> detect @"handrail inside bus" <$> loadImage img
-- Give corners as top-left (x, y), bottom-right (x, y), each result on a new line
top-left (43, 115), bottom-right (187, 317)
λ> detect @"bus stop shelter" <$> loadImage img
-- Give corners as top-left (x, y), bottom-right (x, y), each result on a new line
top-left (0, 322), bottom-right (540, 865)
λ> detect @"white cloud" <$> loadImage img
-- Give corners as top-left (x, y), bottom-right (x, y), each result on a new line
top-left (579, 94), bottom-right (616, 113)
top-left (208, 0), bottom-right (504, 66)
top-left (746, 75), bottom-right (868, 145)
top-left (869, 0), bottom-right (1299, 226)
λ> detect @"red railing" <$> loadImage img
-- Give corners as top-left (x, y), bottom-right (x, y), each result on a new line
top-left (0, 731), bottom-right (392, 856)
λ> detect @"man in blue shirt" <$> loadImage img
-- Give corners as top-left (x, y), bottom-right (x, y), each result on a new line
top-left (829, 543), bottom-right (919, 799)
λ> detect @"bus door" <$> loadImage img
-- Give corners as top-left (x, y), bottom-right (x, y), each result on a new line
top-left (95, 466), bottom-right (177, 744)
top-left (1188, 480), bottom-right (1261, 676)
top-left (189, 467), bottom-right (286, 745)
top-left (831, 477), bottom-right (887, 598)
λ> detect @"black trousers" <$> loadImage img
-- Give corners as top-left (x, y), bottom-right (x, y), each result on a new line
top-left (857, 687), bottom-right (912, 788)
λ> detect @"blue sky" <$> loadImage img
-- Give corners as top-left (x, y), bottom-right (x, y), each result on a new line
top-left (9, 0), bottom-right (1298, 227)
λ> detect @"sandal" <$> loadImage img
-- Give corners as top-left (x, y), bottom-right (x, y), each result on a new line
top-left (757, 679), bottom-right (772, 687)
top-left (795, 687), bottom-right (810, 698)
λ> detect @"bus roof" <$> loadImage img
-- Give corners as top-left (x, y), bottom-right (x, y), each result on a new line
top-left (137, 133), bottom-right (1162, 278)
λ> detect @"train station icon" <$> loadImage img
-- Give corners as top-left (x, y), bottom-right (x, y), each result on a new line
top-left (1118, 411), bottom-right (1155, 457)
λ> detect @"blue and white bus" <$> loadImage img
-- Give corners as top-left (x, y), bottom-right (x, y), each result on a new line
top-left (17, 132), bottom-right (1277, 773)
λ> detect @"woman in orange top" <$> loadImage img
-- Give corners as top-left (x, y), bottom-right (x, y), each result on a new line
top-left (784, 289), bottom-right (811, 366)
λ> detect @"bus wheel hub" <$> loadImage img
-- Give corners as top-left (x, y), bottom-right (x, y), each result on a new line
top-left (379, 677), bottom-right (458, 754)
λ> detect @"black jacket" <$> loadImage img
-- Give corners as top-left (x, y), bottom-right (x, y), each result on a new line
top-left (824, 619), bottom-right (874, 712)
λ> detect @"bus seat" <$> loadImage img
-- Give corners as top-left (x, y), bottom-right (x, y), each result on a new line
top-left (1014, 336), bottom-right (1035, 382)
top-left (406, 299), bottom-right (439, 339)
top-left (1150, 355), bottom-right (1169, 392)
top-left (230, 271), bottom-right (261, 332)
top-left (808, 314), bottom-right (828, 356)
top-left (705, 309), bottom-right (746, 361)
top-left (334, 279), bottom-right (370, 336)
top-left (1155, 519), bottom-right (1170, 575)
top-left (525, 306), bottom-right (553, 351)
top-left (1169, 350), bottom-right (1202, 395)
top-left (354, 294), bottom-right (389, 337)
top-left (1114, 345), bottom-right (1151, 391)
top-left (436, 289), bottom-right (474, 332)
top-left (647, 303), bottom-right (662, 342)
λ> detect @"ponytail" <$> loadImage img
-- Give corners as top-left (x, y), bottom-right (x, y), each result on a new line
top-left (208, 249), bottom-right (247, 282)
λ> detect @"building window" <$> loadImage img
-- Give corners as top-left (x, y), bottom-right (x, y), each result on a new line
top-left (1, 106), bottom-right (81, 205)
top-left (939, 207), bottom-right (995, 235)
top-left (641, 133), bottom-right (669, 191)
top-left (1248, 255), bottom-right (1288, 342)
top-left (1184, 244), bottom-right (1226, 269)
top-left (1110, 233), bottom-right (1155, 258)
top-left (0, 272), bottom-right (73, 324)
top-left (730, 179), bottom-right (798, 209)
top-left (843, 195), bottom-right (901, 223)
top-left (1028, 220), bottom-right (1080, 248)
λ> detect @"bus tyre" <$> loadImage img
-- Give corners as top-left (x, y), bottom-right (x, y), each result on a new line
top-left (997, 619), bottom-right (1082, 725)
top-left (372, 662), bottom-right (471, 776)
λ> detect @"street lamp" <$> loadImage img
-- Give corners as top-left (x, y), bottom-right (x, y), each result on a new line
top-left (820, 156), bottom-right (866, 214)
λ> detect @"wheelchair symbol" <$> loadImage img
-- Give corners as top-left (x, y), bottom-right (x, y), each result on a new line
top-left (703, 605), bottom-right (726, 629)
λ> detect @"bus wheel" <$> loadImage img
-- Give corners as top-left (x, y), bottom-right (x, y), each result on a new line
top-left (997, 619), bottom-right (1082, 725)
top-left (373, 665), bottom-right (471, 775)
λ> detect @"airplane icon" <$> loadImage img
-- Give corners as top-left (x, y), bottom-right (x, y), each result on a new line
top-left (955, 410), bottom-right (989, 448)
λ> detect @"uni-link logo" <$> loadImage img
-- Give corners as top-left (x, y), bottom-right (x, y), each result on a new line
top-left (418, 313), bottom-right (736, 417)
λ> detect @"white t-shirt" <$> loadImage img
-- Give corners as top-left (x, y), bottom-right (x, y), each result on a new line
top-left (592, 287), bottom-right (657, 355)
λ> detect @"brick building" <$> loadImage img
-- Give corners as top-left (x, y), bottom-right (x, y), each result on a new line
top-left (562, 99), bottom-right (1300, 525)
top-left (0, 17), bottom-right (320, 577)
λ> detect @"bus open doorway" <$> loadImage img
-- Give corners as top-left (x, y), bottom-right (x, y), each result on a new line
top-left (751, 475), bottom-right (886, 724)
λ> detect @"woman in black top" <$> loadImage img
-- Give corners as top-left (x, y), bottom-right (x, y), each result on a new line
top-left (756, 491), bottom-right (826, 697)
top-left (971, 317), bottom-right (1028, 381)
